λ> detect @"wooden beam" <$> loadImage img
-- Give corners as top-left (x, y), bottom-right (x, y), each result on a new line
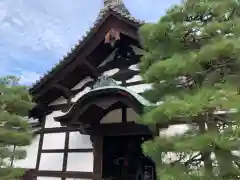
top-left (36, 170), bottom-right (94, 179)
top-left (110, 11), bottom-right (141, 40)
top-left (97, 55), bottom-right (140, 74)
top-left (89, 123), bottom-right (152, 136)
top-left (47, 103), bottom-right (75, 112)
top-left (42, 127), bottom-right (81, 133)
top-left (62, 132), bottom-right (69, 180)
top-left (110, 69), bottom-right (139, 82)
top-left (54, 84), bottom-right (74, 99)
top-left (35, 117), bottom-right (46, 170)
top-left (83, 60), bottom-right (100, 77)
top-left (41, 148), bottom-right (93, 153)
top-left (121, 80), bottom-right (144, 87)
top-left (122, 107), bottom-right (127, 123)
top-left (92, 136), bottom-right (103, 180)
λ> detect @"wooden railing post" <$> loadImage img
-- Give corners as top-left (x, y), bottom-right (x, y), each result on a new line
top-left (92, 136), bottom-right (103, 180)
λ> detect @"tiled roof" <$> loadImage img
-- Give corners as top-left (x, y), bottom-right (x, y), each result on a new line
top-left (30, 0), bottom-right (144, 93)
top-left (104, 0), bottom-right (131, 15)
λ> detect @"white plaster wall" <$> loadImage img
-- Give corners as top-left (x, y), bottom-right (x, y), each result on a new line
top-left (67, 132), bottom-right (94, 172)
top-left (69, 132), bottom-right (93, 149)
top-left (42, 111), bottom-right (65, 150)
top-left (39, 153), bottom-right (64, 171)
top-left (101, 109), bottom-right (122, 124)
top-left (67, 152), bottom-right (93, 172)
top-left (14, 110), bottom-right (94, 173)
top-left (126, 108), bottom-right (140, 122)
top-left (42, 133), bottom-right (65, 150)
top-left (44, 111), bottom-right (63, 128)
top-left (100, 108), bottom-right (140, 124)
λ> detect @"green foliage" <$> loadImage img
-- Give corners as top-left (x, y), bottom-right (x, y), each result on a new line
top-left (139, 0), bottom-right (240, 179)
top-left (0, 75), bottom-right (33, 179)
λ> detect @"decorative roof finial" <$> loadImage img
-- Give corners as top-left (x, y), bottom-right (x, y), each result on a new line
top-left (103, 0), bottom-right (130, 15)
top-left (92, 75), bottom-right (118, 89)
top-left (104, 0), bottom-right (122, 7)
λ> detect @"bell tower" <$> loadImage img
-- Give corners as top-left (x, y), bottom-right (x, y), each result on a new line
top-left (28, 0), bottom-right (157, 179)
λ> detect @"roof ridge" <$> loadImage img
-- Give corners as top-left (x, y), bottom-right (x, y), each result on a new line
top-left (104, 0), bottom-right (130, 15)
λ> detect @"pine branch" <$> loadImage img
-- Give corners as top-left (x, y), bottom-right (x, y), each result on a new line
top-left (0, 76), bottom-right (33, 178)
top-left (184, 153), bottom-right (202, 167)
top-left (139, 0), bottom-right (240, 178)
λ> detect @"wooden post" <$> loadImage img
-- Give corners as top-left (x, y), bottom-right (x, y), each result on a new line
top-left (92, 136), bottom-right (103, 180)
top-left (61, 131), bottom-right (70, 180)
top-left (35, 117), bottom-right (46, 170)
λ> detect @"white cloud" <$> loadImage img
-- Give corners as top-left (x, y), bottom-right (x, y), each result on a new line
top-left (0, 0), bottom-right (180, 84)
top-left (0, 0), bottom-right (102, 83)
top-left (19, 71), bottom-right (41, 85)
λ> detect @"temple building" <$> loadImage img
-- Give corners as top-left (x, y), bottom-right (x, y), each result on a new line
top-left (14, 0), bottom-right (166, 179)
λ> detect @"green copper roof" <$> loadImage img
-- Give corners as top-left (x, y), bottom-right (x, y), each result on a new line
top-left (90, 76), bottom-right (153, 106)
top-left (92, 85), bottom-right (153, 107)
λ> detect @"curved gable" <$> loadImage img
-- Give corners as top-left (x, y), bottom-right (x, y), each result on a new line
top-left (54, 87), bottom-right (151, 126)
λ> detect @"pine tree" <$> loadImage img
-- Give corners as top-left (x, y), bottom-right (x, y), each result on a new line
top-left (0, 76), bottom-right (33, 179)
top-left (138, 0), bottom-right (240, 179)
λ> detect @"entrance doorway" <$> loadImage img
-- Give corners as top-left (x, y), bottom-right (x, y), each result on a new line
top-left (102, 135), bottom-right (156, 180)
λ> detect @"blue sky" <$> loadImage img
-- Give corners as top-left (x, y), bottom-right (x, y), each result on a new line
top-left (0, 0), bottom-right (180, 84)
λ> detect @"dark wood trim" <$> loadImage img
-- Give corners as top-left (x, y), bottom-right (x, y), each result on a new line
top-left (54, 84), bottom-right (74, 99)
top-left (36, 170), bottom-right (94, 179)
top-left (110, 11), bottom-right (140, 39)
top-left (42, 127), bottom-right (81, 133)
top-left (48, 103), bottom-right (75, 111)
top-left (35, 117), bottom-right (46, 170)
top-left (41, 148), bottom-right (93, 153)
top-left (121, 80), bottom-right (126, 86)
top-left (83, 60), bottom-right (100, 77)
top-left (110, 69), bottom-right (140, 82)
top-left (121, 80), bottom-right (144, 87)
top-left (90, 123), bottom-right (152, 136)
top-left (62, 132), bottom-right (69, 180)
top-left (92, 136), bottom-right (103, 180)
top-left (122, 107), bottom-right (127, 123)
